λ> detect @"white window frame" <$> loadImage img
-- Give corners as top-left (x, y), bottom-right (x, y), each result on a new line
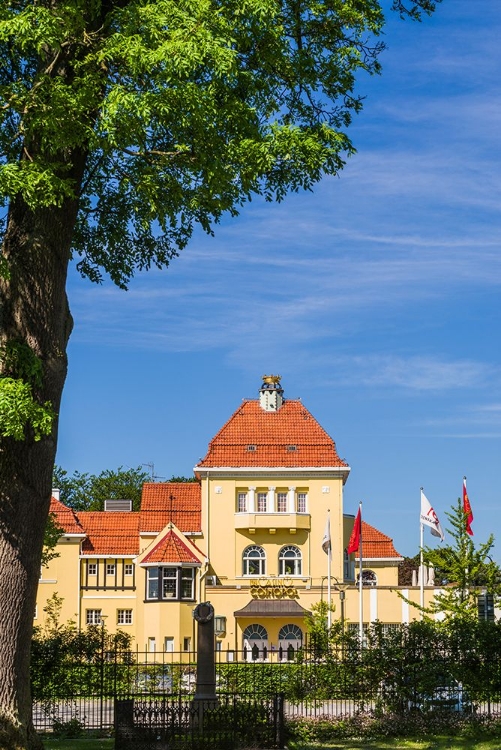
top-left (86, 609), bottom-right (102, 625)
top-left (124, 563), bottom-right (133, 576)
top-left (257, 492), bottom-right (267, 513)
top-left (180, 568), bottom-right (195, 600)
top-left (162, 567), bottom-right (178, 599)
top-left (164, 637), bottom-right (174, 652)
top-left (147, 566), bottom-right (196, 601)
top-left (237, 492), bottom-right (247, 513)
top-left (297, 492), bottom-right (307, 513)
top-left (147, 567), bottom-right (159, 600)
top-left (243, 545), bottom-right (266, 576)
top-left (88, 562), bottom-right (97, 576)
top-left (278, 545), bottom-right (302, 576)
top-left (277, 492), bottom-right (287, 513)
top-left (117, 609), bottom-right (133, 625)
top-left (106, 563), bottom-right (116, 576)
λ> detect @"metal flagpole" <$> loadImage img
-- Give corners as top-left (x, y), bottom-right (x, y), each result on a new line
top-left (420, 489), bottom-right (425, 615)
top-left (327, 510), bottom-right (332, 630)
top-left (358, 502), bottom-right (363, 644)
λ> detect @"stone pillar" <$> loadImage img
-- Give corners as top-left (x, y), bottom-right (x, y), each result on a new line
top-left (287, 487), bottom-right (296, 513)
top-left (248, 486), bottom-right (256, 513)
top-left (268, 486), bottom-right (276, 513)
top-left (193, 602), bottom-right (217, 702)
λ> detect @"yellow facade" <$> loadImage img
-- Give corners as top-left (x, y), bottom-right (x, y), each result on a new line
top-left (36, 377), bottom-right (441, 653)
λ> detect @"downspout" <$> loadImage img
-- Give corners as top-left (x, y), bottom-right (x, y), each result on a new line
top-left (205, 469), bottom-right (210, 562)
top-left (198, 558), bottom-right (210, 603)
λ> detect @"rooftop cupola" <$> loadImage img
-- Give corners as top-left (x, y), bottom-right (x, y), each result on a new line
top-left (259, 374), bottom-right (284, 412)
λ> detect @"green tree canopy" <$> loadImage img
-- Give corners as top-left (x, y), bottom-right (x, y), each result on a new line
top-left (53, 464), bottom-right (150, 511)
top-left (422, 498), bottom-right (501, 622)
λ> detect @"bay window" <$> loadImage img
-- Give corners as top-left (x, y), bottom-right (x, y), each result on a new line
top-left (146, 566), bottom-right (196, 601)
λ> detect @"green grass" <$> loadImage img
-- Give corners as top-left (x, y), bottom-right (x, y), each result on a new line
top-left (289, 740), bottom-right (501, 750)
top-left (41, 739), bottom-right (501, 750)
top-left (42, 738), bottom-right (113, 750)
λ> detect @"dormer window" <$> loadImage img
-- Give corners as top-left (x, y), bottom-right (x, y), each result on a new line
top-left (246, 445), bottom-right (257, 452)
top-left (287, 445), bottom-right (297, 452)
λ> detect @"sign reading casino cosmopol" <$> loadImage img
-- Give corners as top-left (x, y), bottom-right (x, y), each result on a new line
top-left (250, 578), bottom-right (299, 599)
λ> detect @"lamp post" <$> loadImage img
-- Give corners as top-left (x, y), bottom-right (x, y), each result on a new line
top-left (320, 576), bottom-right (349, 631)
top-left (99, 614), bottom-right (108, 730)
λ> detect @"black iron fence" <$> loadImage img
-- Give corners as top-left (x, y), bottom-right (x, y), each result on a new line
top-left (32, 640), bottom-right (501, 735)
top-left (114, 694), bottom-right (284, 750)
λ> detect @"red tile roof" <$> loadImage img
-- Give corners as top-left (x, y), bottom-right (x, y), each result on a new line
top-left (78, 511), bottom-right (140, 556)
top-left (196, 400), bottom-right (349, 470)
top-left (141, 528), bottom-right (202, 565)
top-left (140, 483), bottom-right (201, 534)
top-left (49, 496), bottom-right (85, 535)
top-left (357, 521), bottom-right (402, 560)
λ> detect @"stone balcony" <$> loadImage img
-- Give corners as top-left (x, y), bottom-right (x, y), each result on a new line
top-left (234, 513), bottom-right (311, 532)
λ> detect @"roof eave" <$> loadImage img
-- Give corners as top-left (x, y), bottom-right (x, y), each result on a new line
top-left (194, 465), bottom-right (351, 475)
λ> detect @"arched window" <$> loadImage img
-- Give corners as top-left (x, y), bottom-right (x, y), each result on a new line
top-left (356, 569), bottom-right (377, 587)
top-left (278, 545), bottom-right (302, 576)
top-left (243, 624), bottom-right (268, 641)
top-left (242, 545), bottom-right (266, 576)
top-left (243, 624), bottom-right (268, 661)
top-left (278, 624), bottom-right (303, 641)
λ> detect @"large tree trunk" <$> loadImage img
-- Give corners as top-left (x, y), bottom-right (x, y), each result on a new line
top-left (0, 169), bottom-right (84, 747)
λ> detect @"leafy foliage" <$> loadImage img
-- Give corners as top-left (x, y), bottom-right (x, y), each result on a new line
top-left (0, 342), bottom-right (55, 440)
top-left (41, 513), bottom-right (64, 568)
top-left (1, 0), bottom-right (440, 290)
top-left (52, 464), bottom-right (150, 510)
top-left (31, 594), bottom-right (134, 700)
top-left (422, 499), bottom-right (501, 622)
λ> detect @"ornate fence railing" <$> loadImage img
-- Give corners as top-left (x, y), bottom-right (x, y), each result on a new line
top-left (31, 640), bottom-right (501, 735)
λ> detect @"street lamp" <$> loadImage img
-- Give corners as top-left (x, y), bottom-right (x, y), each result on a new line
top-left (99, 614), bottom-right (108, 730)
top-left (320, 576), bottom-right (349, 631)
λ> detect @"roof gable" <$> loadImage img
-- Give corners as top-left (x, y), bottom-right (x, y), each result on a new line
top-left (196, 400), bottom-right (349, 470)
top-left (49, 496), bottom-right (85, 535)
top-left (139, 524), bottom-right (204, 566)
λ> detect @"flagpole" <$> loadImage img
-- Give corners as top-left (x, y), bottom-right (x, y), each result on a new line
top-left (420, 488), bottom-right (424, 616)
top-left (358, 502), bottom-right (363, 644)
top-left (327, 509), bottom-right (332, 629)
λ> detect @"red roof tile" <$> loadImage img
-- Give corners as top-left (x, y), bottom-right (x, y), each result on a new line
top-left (78, 512), bottom-right (140, 556)
top-left (141, 528), bottom-right (202, 565)
top-left (140, 483), bottom-right (201, 533)
top-left (49, 496), bottom-right (85, 535)
top-left (357, 521), bottom-right (402, 560)
top-left (196, 400), bottom-right (349, 470)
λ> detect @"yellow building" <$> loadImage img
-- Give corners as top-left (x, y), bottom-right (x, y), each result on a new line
top-left (37, 375), bottom-right (435, 653)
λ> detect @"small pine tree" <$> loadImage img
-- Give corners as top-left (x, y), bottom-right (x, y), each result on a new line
top-left (423, 498), bottom-right (501, 622)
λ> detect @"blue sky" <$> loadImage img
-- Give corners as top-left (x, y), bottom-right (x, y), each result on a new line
top-left (57, 0), bottom-right (501, 560)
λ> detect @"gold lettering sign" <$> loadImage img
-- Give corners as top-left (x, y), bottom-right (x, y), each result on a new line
top-left (249, 578), bottom-right (299, 599)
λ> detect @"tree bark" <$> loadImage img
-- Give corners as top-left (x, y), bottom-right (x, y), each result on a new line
top-left (0, 154), bottom-right (85, 747)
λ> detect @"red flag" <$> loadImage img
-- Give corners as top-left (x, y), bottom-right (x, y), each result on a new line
top-left (347, 506), bottom-right (362, 554)
top-left (463, 477), bottom-right (473, 536)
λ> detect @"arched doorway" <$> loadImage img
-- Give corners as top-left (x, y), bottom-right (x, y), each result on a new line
top-left (278, 624), bottom-right (303, 661)
top-left (242, 623), bottom-right (269, 661)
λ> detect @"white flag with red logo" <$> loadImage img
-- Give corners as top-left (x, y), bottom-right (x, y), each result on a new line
top-left (420, 490), bottom-right (444, 542)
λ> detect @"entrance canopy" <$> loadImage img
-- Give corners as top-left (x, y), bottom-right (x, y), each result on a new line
top-left (234, 600), bottom-right (309, 618)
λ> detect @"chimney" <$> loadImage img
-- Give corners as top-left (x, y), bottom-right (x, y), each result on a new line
top-left (52, 488), bottom-right (60, 501)
top-left (259, 375), bottom-right (284, 412)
